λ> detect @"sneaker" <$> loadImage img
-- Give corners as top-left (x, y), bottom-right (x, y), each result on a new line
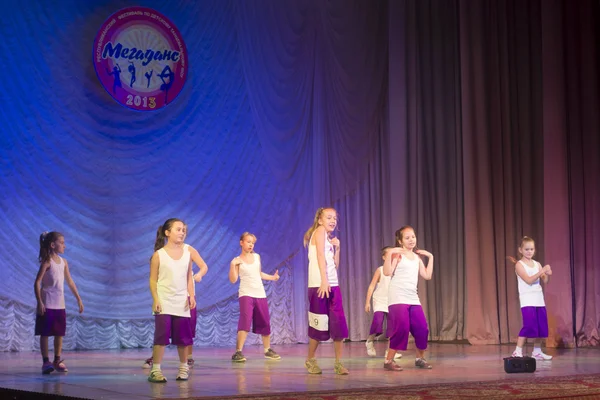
top-left (532, 351), bottom-right (553, 360)
top-left (511, 350), bottom-right (523, 358)
top-left (264, 348), bottom-right (281, 360)
top-left (176, 365), bottom-right (189, 381)
top-left (53, 359), bottom-right (68, 372)
top-left (383, 360), bottom-right (403, 371)
top-left (366, 341), bottom-right (376, 357)
top-left (231, 350), bottom-right (246, 363)
top-left (187, 358), bottom-right (195, 368)
top-left (415, 358), bottom-right (432, 369)
top-left (142, 357), bottom-right (153, 369)
top-left (41, 361), bottom-right (54, 375)
top-left (304, 358), bottom-right (322, 374)
top-left (384, 349), bottom-right (402, 360)
top-left (334, 360), bottom-right (349, 375)
top-left (148, 369), bottom-right (167, 383)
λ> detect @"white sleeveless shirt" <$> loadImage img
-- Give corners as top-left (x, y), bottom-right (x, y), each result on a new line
top-left (372, 266), bottom-right (391, 312)
top-left (237, 253), bottom-right (267, 298)
top-left (388, 254), bottom-right (421, 306)
top-left (308, 230), bottom-right (338, 287)
top-left (156, 244), bottom-right (191, 317)
top-left (41, 256), bottom-right (65, 309)
top-left (517, 260), bottom-right (545, 307)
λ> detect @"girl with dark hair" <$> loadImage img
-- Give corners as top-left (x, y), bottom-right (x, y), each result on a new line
top-left (34, 231), bottom-right (84, 374)
top-left (383, 226), bottom-right (434, 371)
top-left (148, 218), bottom-right (207, 383)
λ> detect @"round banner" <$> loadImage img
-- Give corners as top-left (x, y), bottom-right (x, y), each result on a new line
top-left (93, 7), bottom-right (188, 111)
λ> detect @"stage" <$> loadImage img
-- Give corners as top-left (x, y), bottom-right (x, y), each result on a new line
top-left (1, 342), bottom-right (600, 399)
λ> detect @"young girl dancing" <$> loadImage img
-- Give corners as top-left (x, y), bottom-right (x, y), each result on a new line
top-left (383, 226), bottom-right (434, 371)
top-left (304, 207), bottom-right (349, 375)
top-left (508, 236), bottom-right (553, 360)
top-left (365, 246), bottom-right (401, 359)
top-left (229, 232), bottom-right (280, 362)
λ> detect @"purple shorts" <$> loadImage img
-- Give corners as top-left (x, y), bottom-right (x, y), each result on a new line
top-left (369, 311), bottom-right (388, 336)
top-left (35, 309), bottom-right (66, 337)
top-left (387, 304), bottom-right (429, 351)
top-left (238, 296), bottom-right (271, 335)
top-left (154, 314), bottom-right (193, 346)
top-left (307, 286), bottom-right (348, 341)
top-left (519, 306), bottom-right (548, 338)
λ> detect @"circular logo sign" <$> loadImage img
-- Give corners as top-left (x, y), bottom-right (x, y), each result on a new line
top-left (93, 7), bottom-right (188, 111)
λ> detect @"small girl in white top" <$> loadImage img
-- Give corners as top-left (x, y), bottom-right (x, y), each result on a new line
top-left (148, 218), bottom-right (205, 383)
top-left (508, 236), bottom-right (553, 360)
top-left (383, 225), bottom-right (434, 371)
top-left (34, 231), bottom-right (84, 375)
top-left (229, 232), bottom-right (281, 362)
top-left (365, 246), bottom-right (401, 359)
top-left (142, 222), bottom-right (208, 370)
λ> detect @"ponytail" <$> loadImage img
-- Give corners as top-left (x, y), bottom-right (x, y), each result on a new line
top-left (153, 225), bottom-right (167, 252)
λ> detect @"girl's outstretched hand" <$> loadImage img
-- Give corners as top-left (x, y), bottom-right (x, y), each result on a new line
top-left (153, 301), bottom-right (162, 314)
top-left (273, 270), bottom-right (280, 281)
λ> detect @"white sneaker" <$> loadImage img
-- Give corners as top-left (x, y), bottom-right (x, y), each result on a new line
top-left (531, 351), bottom-right (553, 360)
top-left (176, 365), bottom-right (189, 381)
top-left (384, 349), bottom-right (402, 359)
top-left (366, 341), bottom-right (376, 357)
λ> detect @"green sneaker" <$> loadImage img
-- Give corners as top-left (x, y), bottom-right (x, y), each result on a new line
top-left (305, 358), bottom-right (322, 374)
top-left (231, 350), bottom-right (246, 362)
top-left (334, 360), bottom-right (349, 375)
top-left (148, 369), bottom-right (167, 383)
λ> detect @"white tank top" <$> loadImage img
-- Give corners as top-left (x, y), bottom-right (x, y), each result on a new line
top-left (516, 260), bottom-right (545, 307)
top-left (372, 266), bottom-right (391, 312)
top-left (156, 244), bottom-right (191, 317)
top-left (388, 254), bottom-right (421, 306)
top-left (41, 256), bottom-right (66, 309)
top-left (238, 253), bottom-right (267, 298)
top-left (308, 230), bottom-right (338, 287)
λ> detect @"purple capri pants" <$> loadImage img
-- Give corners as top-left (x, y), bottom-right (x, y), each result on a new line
top-left (369, 311), bottom-right (388, 336)
top-left (387, 304), bottom-right (429, 351)
top-left (519, 306), bottom-right (548, 338)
